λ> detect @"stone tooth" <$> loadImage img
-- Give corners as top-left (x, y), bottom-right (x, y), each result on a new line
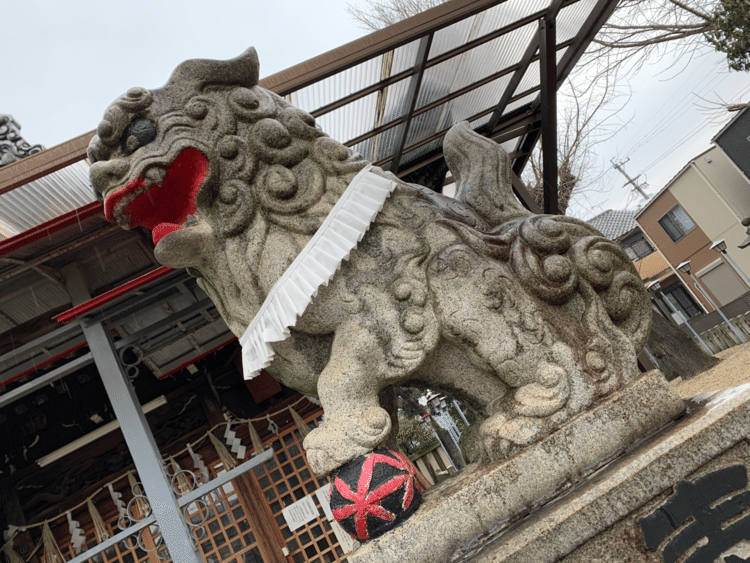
top-left (144, 166), bottom-right (167, 185)
top-left (185, 215), bottom-right (199, 227)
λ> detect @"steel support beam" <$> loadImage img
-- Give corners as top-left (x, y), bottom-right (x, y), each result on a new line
top-left (539, 14), bottom-right (558, 215)
top-left (0, 335), bottom-right (87, 385)
top-left (0, 352), bottom-right (93, 408)
top-left (486, 34), bottom-right (540, 135)
top-left (0, 224), bottom-right (119, 284)
top-left (373, 88), bottom-right (542, 170)
top-left (511, 172), bottom-right (543, 214)
top-left (389, 34), bottom-right (433, 173)
top-left (114, 297), bottom-right (215, 351)
top-left (0, 322), bottom-right (81, 369)
top-left (555, 0), bottom-right (620, 87)
top-left (85, 271), bottom-right (192, 327)
top-left (175, 449), bottom-right (274, 507)
top-left (308, 3), bottom-right (577, 119)
top-left (65, 516), bottom-right (157, 563)
top-left (263, 0), bottom-right (510, 96)
top-left (62, 264), bottom-right (202, 563)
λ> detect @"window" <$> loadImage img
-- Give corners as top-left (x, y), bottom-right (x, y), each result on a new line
top-left (658, 205), bottom-right (696, 242)
top-left (662, 284), bottom-right (702, 319)
top-left (622, 232), bottom-right (654, 260)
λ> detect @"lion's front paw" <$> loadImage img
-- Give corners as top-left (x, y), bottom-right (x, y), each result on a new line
top-left (304, 436), bottom-right (345, 476)
top-left (513, 363), bottom-right (569, 417)
top-left (303, 407), bottom-right (393, 475)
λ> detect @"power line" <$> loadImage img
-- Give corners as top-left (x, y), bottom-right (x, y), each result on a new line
top-left (619, 56), bottom-right (715, 155)
top-left (626, 71), bottom-right (734, 156)
top-left (627, 78), bottom-right (749, 184)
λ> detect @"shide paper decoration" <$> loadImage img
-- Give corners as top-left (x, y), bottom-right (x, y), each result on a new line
top-left (1, 396), bottom-right (321, 560)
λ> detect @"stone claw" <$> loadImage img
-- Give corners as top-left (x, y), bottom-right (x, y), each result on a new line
top-left (303, 406), bottom-right (393, 475)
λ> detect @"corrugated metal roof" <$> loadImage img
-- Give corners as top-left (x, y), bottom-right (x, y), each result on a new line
top-left (0, 160), bottom-right (95, 238)
top-left (1, 279), bottom-right (70, 326)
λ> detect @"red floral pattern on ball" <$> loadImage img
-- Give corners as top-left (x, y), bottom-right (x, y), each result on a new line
top-left (329, 448), bottom-right (422, 540)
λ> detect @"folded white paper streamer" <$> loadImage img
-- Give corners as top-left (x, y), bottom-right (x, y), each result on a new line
top-left (240, 165), bottom-right (397, 380)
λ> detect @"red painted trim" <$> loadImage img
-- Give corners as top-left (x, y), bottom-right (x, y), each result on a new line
top-left (157, 337), bottom-right (238, 379)
top-left (0, 202), bottom-right (104, 258)
top-left (0, 342), bottom-right (88, 388)
top-left (54, 266), bottom-right (174, 323)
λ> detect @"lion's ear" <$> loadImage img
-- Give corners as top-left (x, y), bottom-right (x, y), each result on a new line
top-left (166, 47), bottom-right (260, 91)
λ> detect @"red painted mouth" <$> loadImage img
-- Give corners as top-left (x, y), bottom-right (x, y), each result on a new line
top-left (103, 148), bottom-right (209, 245)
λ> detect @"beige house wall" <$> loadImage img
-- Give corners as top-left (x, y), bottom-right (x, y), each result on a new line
top-left (692, 147), bottom-right (750, 218)
top-left (668, 147), bottom-right (750, 285)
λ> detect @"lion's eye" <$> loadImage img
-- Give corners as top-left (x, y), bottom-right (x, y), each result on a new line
top-left (121, 118), bottom-right (157, 156)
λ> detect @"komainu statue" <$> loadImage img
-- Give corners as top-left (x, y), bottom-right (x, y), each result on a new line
top-left (89, 48), bottom-right (651, 476)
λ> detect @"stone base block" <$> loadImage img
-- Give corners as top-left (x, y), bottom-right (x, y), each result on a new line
top-left (348, 371), bottom-right (687, 563)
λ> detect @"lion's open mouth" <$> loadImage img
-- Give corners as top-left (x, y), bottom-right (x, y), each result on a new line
top-left (103, 148), bottom-right (209, 245)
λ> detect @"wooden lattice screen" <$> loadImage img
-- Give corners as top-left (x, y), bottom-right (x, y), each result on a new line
top-left (38, 409), bottom-right (352, 563)
top-left (250, 417), bottom-right (352, 563)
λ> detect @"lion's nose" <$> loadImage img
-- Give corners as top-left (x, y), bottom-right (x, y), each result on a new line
top-left (90, 159), bottom-right (130, 195)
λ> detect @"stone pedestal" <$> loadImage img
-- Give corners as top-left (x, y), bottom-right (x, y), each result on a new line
top-left (349, 371), bottom-right (708, 563)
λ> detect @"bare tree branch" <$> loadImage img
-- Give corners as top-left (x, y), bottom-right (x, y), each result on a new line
top-left (594, 27), bottom-right (711, 49)
top-left (667, 0), bottom-right (712, 21)
top-left (523, 74), bottom-right (631, 215)
top-left (347, 0), bottom-right (446, 31)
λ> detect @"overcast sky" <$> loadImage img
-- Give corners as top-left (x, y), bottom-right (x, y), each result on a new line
top-left (4, 1), bottom-right (748, 219)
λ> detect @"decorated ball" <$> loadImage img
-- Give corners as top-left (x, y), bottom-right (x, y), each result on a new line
top-left (329, 448), bottom-right (422, 541)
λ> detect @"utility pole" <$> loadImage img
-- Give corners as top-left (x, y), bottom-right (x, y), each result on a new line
top-left (612, 158), bottom-right (649, 201)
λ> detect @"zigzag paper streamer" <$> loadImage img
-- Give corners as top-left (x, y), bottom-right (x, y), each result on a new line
top-left (306, 396), bottom-right (322, 407)
top-left (4, 525), bottom-right (22, 543)
top-left (108, 483), bottom-right (127, 520)
top-left (187, 443), bottom-right (209, 482)
top-left (223, 423), bottom-right (246, 460)
top-left (66, 511), bottom-right (86, 554)
top-left (266, 415), bottom-right (280, 435)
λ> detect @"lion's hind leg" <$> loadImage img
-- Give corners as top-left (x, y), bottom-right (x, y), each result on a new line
top-left (428, 245), bottom-right (595, 462)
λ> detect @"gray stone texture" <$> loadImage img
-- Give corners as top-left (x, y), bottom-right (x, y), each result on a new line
top-left (561, 440), bottom-right (750, 563)
top-left (89, 48), bottom-right (653, 476)
top-left (0, 114), bottom-right (44, 166)
top-left (349, 371), bottom-right (685, 563)
top-left (455, 383), bottom-right (750, 563)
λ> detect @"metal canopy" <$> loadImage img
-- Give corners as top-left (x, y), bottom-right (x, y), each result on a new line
top-left (263, 0), bottom-right (619, 213)
top-left (0, 0), bottom-right (616, 226)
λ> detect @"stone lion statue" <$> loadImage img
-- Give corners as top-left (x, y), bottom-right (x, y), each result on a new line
top-left (89, 48), bottom-right (651, 475)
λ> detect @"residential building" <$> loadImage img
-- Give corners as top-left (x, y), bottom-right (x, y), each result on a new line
top-left (635, 143), bottom-right (750, 315)
top-left (713, 108), bottom-right (750, 183)
top-left (586, 209), bottom-right (698, 323)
